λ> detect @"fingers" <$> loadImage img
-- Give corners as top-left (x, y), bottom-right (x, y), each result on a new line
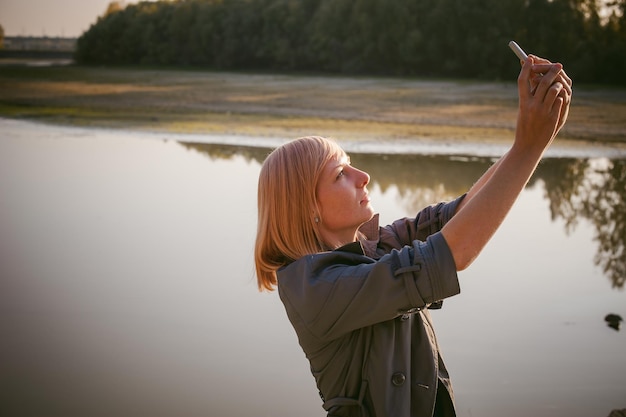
top-left (515, 54), bottom-right (572, 145)
top-left (544, 80), bottom-right (565, 112)
top-left (533, 63), bottom-right (563, 103)
top-left (548, 66), bottom-right (572, 109)
top-left (556, 70), bottom-right (573, 96)
top-left (517, 56), bottom-right (533, 100)
top-left (518, 55), bottom-right (565, 97)
top-left (555, 75), bottom-right (572, 108)
top-left (527, 54), bottom-right (573, 93)
top-left (538, 67), bottom-right (571, 133)
top-left (530, 64), bottom-right (557, 75)
top-left (528, 55), bottom-right (551, 64)
top-left (517, 55), bottom-right (572, 110)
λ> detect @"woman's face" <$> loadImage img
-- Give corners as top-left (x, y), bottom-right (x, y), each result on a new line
top-left (316, 152), bottom-right (374, 247)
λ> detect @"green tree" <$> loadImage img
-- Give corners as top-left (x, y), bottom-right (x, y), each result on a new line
top-left (73, 0), bottom-right (625, 84)
top-left (105, 1), bottom-right (125, 16)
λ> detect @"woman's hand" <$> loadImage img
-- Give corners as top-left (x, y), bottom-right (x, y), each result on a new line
top-left (527, 55), bottom-right (572, 133)
top-left (441, 55), bottom-right (573, 271)
top-left (515, 55), bottom-right (573, 152)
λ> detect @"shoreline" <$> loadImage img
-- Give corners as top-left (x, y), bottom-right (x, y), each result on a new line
top-left (1, 65), bottom-right (625, 156)
top-left (3, 116), bottom-right (626, 160)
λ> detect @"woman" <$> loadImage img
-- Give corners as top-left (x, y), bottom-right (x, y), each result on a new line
top-left (255, 56), bottom-right (572, 417)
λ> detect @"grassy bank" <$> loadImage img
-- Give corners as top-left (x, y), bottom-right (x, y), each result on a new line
top-left (1, 64), bottom-right (625, 144)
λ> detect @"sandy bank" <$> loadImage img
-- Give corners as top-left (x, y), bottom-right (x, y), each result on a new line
top-left (1, 66), bottom-right (625, 152)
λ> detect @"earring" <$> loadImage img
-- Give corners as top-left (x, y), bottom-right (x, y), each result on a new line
top-left (314, 217), bottom-right (319, 223)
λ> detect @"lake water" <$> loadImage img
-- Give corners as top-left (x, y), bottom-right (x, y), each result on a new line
top-left (1, 117), bottom-right (625, 417)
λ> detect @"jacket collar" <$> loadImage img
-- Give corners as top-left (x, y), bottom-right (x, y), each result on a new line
top-left (333, 214), bottom-right (380, 258)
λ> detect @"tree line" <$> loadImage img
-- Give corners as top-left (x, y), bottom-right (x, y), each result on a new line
top-left (75, 0), bottom-right (626, 85)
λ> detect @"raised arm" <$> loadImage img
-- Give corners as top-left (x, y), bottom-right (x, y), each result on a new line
top-left (441, 56), bottom-right (572, 270)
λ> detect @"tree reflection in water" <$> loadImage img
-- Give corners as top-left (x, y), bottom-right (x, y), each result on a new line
top-left (180, 142), bottom-right (626, 290)
top-left (539, 158), bottom-right (626, 289)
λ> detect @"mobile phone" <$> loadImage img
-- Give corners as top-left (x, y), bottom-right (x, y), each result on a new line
top-left (508, 41), bottom-right (528, 61)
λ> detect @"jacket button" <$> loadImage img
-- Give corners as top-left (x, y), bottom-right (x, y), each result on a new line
top-left (401, 314), bottom-right (410, 321)
top-left (391, 372), bottom-right (406, 386)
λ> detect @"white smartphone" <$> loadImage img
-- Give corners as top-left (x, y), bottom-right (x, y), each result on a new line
top-left (508, 41), bottom-right (528, 61)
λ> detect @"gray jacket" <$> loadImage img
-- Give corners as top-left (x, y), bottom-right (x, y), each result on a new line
top-left (277, 196), bottom-right (465, 417)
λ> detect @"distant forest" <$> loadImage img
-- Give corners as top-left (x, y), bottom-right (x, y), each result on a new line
top-left (75, 0), bottom-right (626, 84)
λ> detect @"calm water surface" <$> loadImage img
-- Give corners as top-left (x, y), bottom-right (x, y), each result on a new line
top-left (1, 118), bottom-right (625, 417)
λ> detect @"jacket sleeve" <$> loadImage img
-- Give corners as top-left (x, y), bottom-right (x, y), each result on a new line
top-left (385, 194), bottom-right (466, 246)
top-left (277, 232), bottom-right (460, 343)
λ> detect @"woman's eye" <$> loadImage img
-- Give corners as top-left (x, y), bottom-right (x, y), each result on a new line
top-left (336, 170), bottom-right (344, 179)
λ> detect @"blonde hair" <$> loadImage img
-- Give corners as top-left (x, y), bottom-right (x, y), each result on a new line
top-left (255, 136), bottom-right (345, 291)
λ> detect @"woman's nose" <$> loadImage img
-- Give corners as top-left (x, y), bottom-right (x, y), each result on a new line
top-left (356, 168), bottom-right (370, 187)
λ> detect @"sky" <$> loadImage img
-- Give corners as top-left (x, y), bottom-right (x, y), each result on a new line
top-left (0, 0), bottom-right (154, 37)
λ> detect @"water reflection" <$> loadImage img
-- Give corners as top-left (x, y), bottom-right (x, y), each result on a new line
top-left (2, 122), bottom-right (624, 417)
top-left (182, 142), bottom-right (626, 290)
top-left (539, 158), bottom-right (626, 289)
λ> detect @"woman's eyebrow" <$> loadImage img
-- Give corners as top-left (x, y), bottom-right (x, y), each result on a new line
top-left (331, 162), bottom-right (344, 173)
top-left (326, 155), bottom-right (350, 176)
top-left (328, 159), bottom-right (347, 178)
